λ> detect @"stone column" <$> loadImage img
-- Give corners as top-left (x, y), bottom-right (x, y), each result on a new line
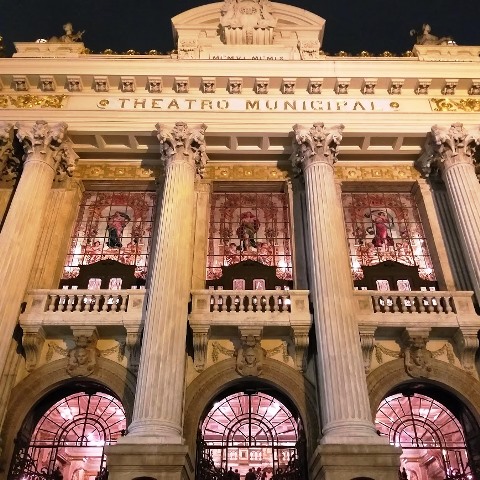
top-left (291, 124), bottom-right (400, 480)
top-left (107, 122), bottom-right (207, 480)
top-left (416, 123), bottom-right (480, 302)
top-left (28, 178), bottom-right (84, 289)
top-left (0, 121), bottom-right (78, 374)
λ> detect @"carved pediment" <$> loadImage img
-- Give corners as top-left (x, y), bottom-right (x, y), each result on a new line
top-left (172, 1), bottom-right (325, 59)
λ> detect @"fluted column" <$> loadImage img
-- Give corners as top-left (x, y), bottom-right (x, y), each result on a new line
top-left (0, 121), bottom-right (78, 372)
top-left (127, 122), bottom-right (208, 442)
top-left (416, 123), bottom-right (480, 302)
top-left (291, 123), bottom-right (379, 443)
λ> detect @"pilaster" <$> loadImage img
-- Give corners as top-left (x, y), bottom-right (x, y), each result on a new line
top-left (191, 180), bottom-right (211, 290)
top-left (28, 178), bottom-right (84, 289)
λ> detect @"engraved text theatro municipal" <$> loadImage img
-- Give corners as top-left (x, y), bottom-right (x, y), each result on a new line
top-left (96, 97), bottom-right (400, 112)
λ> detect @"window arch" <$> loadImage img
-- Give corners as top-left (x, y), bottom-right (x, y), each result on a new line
top-left (198, 391), bottom-right (306, 479)
top-left (375, 393), bottom-right (472, 479)
top-left (9, 390), bottom-right (126, 480)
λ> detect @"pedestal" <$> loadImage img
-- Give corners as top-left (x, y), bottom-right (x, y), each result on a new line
top-left (105, 443), bottom-right (193, 480)
top-left (309, 444), bottom-right (402, 480)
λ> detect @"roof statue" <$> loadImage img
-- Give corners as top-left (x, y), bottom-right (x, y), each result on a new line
top-left (220, 0), bottom-right (277, 44)
top-left (410, 24), bottom-right (454, 46)
top-left (48, 23), bottom-right (85, 43)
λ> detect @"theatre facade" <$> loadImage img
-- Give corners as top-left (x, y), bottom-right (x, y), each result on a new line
top-left (0, 1), bottom-right (480, 479)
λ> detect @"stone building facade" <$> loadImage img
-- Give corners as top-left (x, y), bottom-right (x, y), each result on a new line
top-left (0, 2), bottom-right (480, 480)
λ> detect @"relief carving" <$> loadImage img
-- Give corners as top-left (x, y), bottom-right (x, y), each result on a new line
top-left (236, 335), bottom-right (264, 376)
top-left (67, 335), bottom-right (99, 377)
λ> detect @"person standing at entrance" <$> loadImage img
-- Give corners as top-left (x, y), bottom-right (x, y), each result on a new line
top-left (245, 468), bottom-right (256, 480)
top-left (234, 469), bottom-right (241, 480)
top-left (227, 467), bottom-right (235, 479)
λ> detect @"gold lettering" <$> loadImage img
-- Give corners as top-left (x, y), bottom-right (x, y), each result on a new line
top-left (217, 100), bottom-right (229, 110)
top-left (201, 100), bottom-right (213, 110)
top-left (353, 101), bottom-right (366, 111)
top-left (284, 100), bottom-right (296, 111)
top-left (310, 101), bottom-right (323, 111)
top-left (151, 99), bottom-right (163, 109)
top-left (265, 100), bottom-right (278, 110)
top-left (134, 99), bottom-right (146, 108)
top-left (246, 100), bottom-right (259, 110)
top-left (119, 99), bottom-right (130, 108)
top-left (168, 99), bottom-right (180, 110)
top-left (185, 99), bottom-right (196, 109)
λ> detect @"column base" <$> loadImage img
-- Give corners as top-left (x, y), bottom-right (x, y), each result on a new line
top-left (309, 443), bottom-right (402, 480)
top-left (105, 443), bottom-right (193, 480)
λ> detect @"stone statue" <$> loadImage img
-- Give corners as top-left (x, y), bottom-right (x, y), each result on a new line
top-left (236, 335), bottom-right (264, 376)
top-left (410, 24), bottom-right (453, 46)
top-left (67, 335), bottom-right (99, 376)
top-left (48, 23), bottom-right (85, 43)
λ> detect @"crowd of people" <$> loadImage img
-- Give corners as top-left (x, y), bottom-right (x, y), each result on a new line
top-left (226, 466), bottom-right (273, 479)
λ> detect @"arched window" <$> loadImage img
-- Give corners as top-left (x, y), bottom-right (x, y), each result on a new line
top-left (375, 393), bottom-right (472, 480)
top-left (197, 391), bottom-right (306, 479)
top-left (9, 391), bottom-right (126, 480)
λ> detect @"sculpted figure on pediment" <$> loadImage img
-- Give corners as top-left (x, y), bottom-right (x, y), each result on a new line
top-left (410, 24), bottom-right (453, 46)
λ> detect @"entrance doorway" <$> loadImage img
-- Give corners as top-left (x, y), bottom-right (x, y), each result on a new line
top-left (9, 389), bottom-right (126, 480)
top-left (375, 392), bottom-right (475, 479)
top-left (196, 390), bottom-right (306, 479)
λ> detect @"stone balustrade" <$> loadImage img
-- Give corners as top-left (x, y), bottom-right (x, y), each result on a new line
top-left (354, 290), bottom-right (478, 327)
top-left (20, 289), bottom-right (146, 327)
top-left (189, 289), bottom-right (311, 326)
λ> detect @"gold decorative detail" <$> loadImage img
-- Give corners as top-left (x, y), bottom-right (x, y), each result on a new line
top-left (3, 94), bottom-right (66, 109)
top-left (97, 99), bottom-right (109, 109)
top-left (204, 165), bottom-right (289, 181)
top-left (380, 51), bottom-right (394, 57)
top-left (335, 165), bottom-right (420, 181)
top-left (430, 98), bottom-right (480, 112)
top-left (389, 101), bottom-right (400, 109)
top-left (335, 50), bottom-right (350, 57)
top-left (402, 50), bottom-right (415, 57)
top-left (357, 51), bottom-right (372, 57)
top-left (74, 163), bottom-right (161, 180)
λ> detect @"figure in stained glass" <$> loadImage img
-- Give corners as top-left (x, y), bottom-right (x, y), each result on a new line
top-left (367, 210), bottom-right (395, 248)
top-left (106, 211), bottom-right (130, 248)
top-left (236, 211), bottom-right (260, 252)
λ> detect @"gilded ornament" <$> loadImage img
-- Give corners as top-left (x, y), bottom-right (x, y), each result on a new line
top-left (430, 98), bottom-right (480, 112)
top-left (389, 101), bottom-right (400, 109)
top-left (380, 51), bottom-right (394, 57)
top-left (7, 94), bottom-right (66, 109)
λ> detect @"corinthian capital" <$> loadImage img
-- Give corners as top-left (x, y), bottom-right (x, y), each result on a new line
top-left (416, 123), bottom-right (480, 176)
top-left (291, 123), bottom-right (344, 174)
top-left (155, 122), bottom-right (208, 177)
top-left (0, 122), bottom-right (21, 182)
top-left (15, 120), bottom-right (70, 170)
top-left (55, 139), bottom-right (79, 182)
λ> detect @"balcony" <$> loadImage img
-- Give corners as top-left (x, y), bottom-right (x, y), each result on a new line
top-left (354, 290), bottom-right (478, 328)
top-left (19, 288), bottom-right (147, 372)
top-left (189, 289), bottom-right (312, 372)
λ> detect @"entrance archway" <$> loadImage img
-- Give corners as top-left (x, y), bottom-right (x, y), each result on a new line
top-left (197, 390), bottom-right (306, 479)
top-left (8, 387), bottom-right (126, 480)
top-left (375, 392), bottom-right (475, 479)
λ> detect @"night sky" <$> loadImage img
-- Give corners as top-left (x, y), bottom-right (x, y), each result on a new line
top-left (1, 0), bottom-right (479, 56)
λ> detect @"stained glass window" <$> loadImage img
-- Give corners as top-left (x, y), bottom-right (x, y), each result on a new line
top-left (207, 193), bottom-right (292, 281)
top-left (342, 192), bottom-right (436, 281)
top-left (63, 191), bottom-right (157, 280)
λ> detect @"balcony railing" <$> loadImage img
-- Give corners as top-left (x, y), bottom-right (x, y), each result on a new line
top-left (354, 290), bottom-right (477, 325)
top-left (20, 289), bottom-right (146, 325)
top-left (189, 289), bottom-right (311, 326)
